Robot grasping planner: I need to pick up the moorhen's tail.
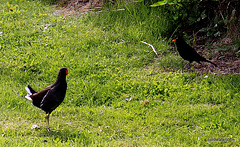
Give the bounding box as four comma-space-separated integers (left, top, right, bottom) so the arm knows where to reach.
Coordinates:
25, 85, 38, 101
204, 60, 217, 67
26, 85, 37, 95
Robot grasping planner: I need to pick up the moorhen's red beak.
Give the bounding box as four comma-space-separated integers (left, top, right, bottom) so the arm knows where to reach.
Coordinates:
172, 39, 176, 42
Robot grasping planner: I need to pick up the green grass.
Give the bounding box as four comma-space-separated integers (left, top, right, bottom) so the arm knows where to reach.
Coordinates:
0, 0, 239, 146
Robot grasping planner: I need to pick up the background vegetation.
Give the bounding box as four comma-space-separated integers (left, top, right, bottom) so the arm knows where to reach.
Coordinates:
0, 0, 239, 146
150, 0, 240, 43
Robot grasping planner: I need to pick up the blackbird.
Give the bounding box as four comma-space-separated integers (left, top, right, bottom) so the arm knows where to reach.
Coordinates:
25, 67, 68, 131
173, 37, 217, 67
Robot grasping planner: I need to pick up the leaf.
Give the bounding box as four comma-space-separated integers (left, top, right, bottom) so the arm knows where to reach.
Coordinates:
150, 1, 167, 7
199, 27, 209, 32
214, 31, 221, 37
201, 10, 207, 19
173, 15, 179, 20
150, 0, 175, 7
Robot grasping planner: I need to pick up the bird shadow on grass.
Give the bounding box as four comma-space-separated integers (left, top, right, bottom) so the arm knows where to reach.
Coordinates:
37, 127, 93, 145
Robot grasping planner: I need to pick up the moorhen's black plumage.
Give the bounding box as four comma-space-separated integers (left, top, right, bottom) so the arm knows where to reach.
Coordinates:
25, 67, 68, 131
173, 37, 217, 67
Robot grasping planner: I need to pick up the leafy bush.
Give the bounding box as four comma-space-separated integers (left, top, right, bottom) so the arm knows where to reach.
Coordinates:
149, 0, 240, 42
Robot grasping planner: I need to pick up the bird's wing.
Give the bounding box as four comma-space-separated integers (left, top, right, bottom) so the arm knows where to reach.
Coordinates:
31, 86, 51, 99
27, 85, 52, 108
40, 86, 61, 113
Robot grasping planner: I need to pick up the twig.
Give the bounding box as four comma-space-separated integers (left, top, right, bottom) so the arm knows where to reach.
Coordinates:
140, 41, 159, 57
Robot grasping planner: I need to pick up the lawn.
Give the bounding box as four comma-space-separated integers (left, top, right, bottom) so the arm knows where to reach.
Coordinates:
0, 0, 239, 146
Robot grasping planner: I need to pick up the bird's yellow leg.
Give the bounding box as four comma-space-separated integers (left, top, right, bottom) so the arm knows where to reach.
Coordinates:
45, 113, 50, 131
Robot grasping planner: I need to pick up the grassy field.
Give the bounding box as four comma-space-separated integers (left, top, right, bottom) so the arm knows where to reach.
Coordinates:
0, 0, 239, 146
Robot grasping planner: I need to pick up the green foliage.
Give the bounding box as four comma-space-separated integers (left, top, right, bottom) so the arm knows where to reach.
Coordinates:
150, 0, 178, 7
0, 0, 239, 146
148, 0, 208, 38
150, 0, 240, 43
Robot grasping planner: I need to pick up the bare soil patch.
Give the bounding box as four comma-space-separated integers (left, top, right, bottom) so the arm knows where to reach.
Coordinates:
185, 38, 240, 75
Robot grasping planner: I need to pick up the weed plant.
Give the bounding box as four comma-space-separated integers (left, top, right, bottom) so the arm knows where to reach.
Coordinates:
0, 0, 239, 146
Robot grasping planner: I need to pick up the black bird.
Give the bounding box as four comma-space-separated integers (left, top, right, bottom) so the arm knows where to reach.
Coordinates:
25, 67, 68, 131
173, 37, 217, 67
